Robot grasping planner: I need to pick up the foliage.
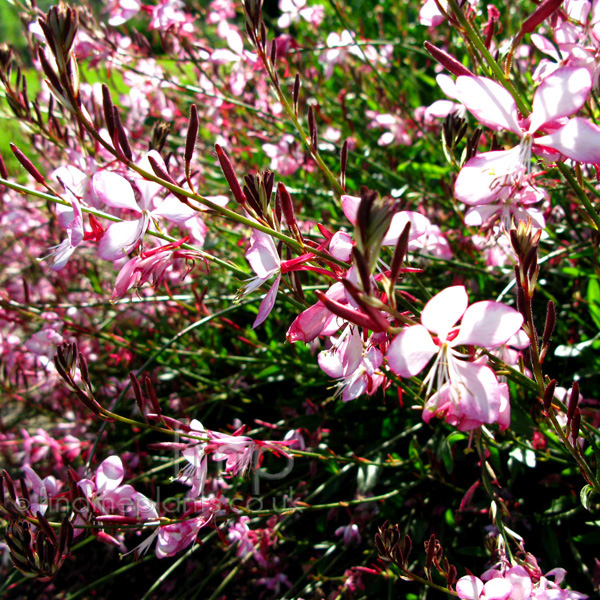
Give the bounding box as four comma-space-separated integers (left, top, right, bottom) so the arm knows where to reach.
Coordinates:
0, 0, 599, 599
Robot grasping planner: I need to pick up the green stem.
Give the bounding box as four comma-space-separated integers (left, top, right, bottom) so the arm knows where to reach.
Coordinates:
0, 176, 248, 278
237, 487, 403, 517
446, 0, 530, 116
253, 42, 346, 196
556, 161, 600, 231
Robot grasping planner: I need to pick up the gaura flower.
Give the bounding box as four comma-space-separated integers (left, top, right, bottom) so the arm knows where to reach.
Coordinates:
386, 286, 523, 430
453, 67, 600, 206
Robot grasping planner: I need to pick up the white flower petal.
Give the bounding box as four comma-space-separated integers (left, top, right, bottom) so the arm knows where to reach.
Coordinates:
387, 325, 438, 377
421, 286, 468, 339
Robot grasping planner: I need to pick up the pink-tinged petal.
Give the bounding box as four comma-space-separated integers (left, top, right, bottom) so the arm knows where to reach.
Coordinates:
49, 240, 77, 271
464, 205, 499, 227
544, 568, 566, 584
77, 479, 96, 499
329, 230, 354, 261
252, 275, 280, 329
436, 74, 459, 100
112, 257, 143, 300
535, 117, 600, 163
136, 151, 166, 205
456, 575, 484, 599
128, 490, 159, 520
421, 285, 468, 339
342, 372, 368, 401
387, 325, 438, 377
341, 194, 361, 224
455, 148, 521, 205
96, 455, 124, 493
530, 33, 562, 61
343, 330, 364, 375
246, 231, 280, 278
93, 171, 140, 212
452, 361, 501, 425
497, 383, 511, 431
287, 283, 345, 342
482, 577, 513, 600
425, 99, 460, 120
419, 0, 446, 27
504, 566, 533, 600
529, 67, 592, 133
452, 301, 523, 348
56, 200, 75, 230
98, 218, 145, 261
455, 76, 522, 134
365, 346, 383, 371
152, 195, 196, 223
382, 211, 430, 245
68, 202, 85, 247
287, 303, 333, 342
318, 347, 344, 378
509, 329, 531, 349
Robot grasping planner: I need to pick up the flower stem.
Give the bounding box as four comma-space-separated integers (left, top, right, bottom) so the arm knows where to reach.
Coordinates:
446, 0, 530, 116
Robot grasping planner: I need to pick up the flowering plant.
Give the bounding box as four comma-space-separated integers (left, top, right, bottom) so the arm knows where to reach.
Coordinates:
0, 0, 599, 598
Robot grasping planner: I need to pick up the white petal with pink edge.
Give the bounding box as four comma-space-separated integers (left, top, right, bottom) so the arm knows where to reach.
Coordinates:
455, 76, 521, 134
341, 194, 361, 224
482, 577, 513, 600
421, 285, 468, 340
98, 219, 145, 260
452, 360, 501, 424
456, 575, 484, 600
535, 117, 600, 163
387, 325, 438, 378
246, 231, 280, 278
95, 455, 124, 494
455, 147, 522, 205
452, 301, 523, 348
252, 275, 281, 329
382, 211, 430, 245
529, 67, 592, 133
152, 194, 197, 223
93, 171, 140, 212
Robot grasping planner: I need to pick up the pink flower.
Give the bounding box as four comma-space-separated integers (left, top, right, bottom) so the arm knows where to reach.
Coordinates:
408, 223, 453, 259
318, 327, 385, 401
277, 0, 324, 29
457, 563, 588, 600
148, 0, 195, 35
227, 516, 256, 558
240, 230, 282, 329
43, 193, 84, 270
335, 523, 361, 545
21, 465, 61, 516
386, 286, 523, 429
111, 238, 201, 300
106, 0, 141, 26
321, 32, 392, 79
179, 420, 209, 499
419, 0, 477, 27
155, 517, 207, 558
453, 68, 600, 206
286, 282, 347, 342
242, 229, 336, 328
76, 456, 158, 535
94, 152, 195, 261
366, 111, 412, 146
456, 574, 513, 599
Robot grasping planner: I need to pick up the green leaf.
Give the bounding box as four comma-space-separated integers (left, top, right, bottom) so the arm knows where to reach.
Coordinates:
587, 278, 600, 330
